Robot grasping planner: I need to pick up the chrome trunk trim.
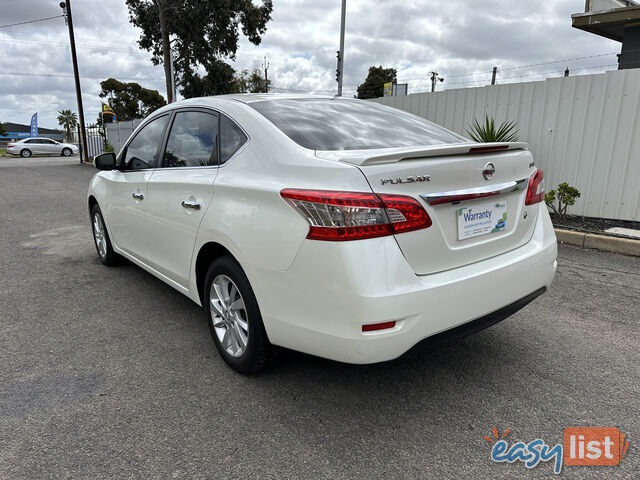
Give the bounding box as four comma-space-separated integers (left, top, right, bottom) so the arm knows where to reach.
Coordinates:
421, 178, 528, 205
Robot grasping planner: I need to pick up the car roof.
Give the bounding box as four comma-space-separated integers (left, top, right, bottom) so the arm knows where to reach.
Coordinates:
147, 93, 353, 124
216, 93, 337, 104
162, 93, 340, 109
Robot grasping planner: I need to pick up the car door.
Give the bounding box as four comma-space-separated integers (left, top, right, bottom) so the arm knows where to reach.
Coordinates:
41, 139, 58, 154
143, 109, 222, 287
24, 139, 42, 154
101, 114, 170, 262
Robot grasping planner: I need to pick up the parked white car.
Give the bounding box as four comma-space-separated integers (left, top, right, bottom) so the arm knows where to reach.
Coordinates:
7, 137, 79, 157
88, 94, 557, 374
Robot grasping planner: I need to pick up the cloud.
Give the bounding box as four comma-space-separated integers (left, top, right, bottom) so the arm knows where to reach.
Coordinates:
0, 0, 620, 128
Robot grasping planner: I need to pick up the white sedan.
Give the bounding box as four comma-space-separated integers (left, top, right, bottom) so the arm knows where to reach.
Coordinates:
88, 94, 557, 374
7, 137, 79, 157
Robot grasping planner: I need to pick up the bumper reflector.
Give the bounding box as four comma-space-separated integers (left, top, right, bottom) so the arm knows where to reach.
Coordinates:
362, 321, 396, 332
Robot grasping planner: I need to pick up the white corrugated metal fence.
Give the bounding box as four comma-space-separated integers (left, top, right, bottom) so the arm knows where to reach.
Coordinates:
104, 119, 143, 156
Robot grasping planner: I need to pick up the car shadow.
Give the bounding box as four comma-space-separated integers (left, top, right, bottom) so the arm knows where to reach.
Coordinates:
109, 255, 538, 400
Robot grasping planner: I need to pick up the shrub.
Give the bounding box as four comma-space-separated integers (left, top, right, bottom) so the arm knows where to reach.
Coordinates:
466, 115, 519, 143
104, 142, 115, 153
545, 182, 581, 219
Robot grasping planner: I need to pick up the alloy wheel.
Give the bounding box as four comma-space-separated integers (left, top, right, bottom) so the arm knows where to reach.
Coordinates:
93, 213, 107, 259
210, 274, 249, 358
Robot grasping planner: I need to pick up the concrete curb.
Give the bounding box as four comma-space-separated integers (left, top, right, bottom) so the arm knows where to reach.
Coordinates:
555, 228, 640, 257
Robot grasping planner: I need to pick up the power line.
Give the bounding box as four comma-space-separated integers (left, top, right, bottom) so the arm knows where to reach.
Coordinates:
498, 63, 618, 81
437, 51, 619, 80
343, 60, 619, 98
0, 36, 139, 53
340, 51, 622, 88
0, 15, 64, 29
0, 71, 160, 81
500, 52, 617, 72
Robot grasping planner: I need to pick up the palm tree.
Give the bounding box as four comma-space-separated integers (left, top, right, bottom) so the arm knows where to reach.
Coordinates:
57, 110, 78, 141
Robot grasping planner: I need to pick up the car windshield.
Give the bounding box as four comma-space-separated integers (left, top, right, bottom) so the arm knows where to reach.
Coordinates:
249, 98, 466, 150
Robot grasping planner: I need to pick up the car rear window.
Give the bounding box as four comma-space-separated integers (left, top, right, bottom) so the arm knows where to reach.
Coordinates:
249, 98, 466, 150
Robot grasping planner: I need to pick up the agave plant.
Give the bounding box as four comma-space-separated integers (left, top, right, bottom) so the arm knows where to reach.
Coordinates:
466, 115, 519, 143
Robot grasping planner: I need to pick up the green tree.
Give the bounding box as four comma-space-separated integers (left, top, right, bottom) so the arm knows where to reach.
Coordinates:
125, 0, 273, 100
178, 59, 237, 98
233, 66, 269, 93
356, 66, 397, 99
0, 121, 6, 136
99, 78, 166, 121
57, 110, 78, 141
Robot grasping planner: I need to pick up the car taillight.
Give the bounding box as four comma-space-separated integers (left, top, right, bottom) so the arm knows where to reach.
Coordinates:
280, 189, 432, 241
525, 169, 544, 205
7, 144, 15, 148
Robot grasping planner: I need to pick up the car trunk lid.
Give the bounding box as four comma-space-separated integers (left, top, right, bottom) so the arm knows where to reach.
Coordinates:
315, 143, 539, 275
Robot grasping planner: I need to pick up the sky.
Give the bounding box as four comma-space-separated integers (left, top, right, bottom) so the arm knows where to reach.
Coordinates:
0, 0, 621, 129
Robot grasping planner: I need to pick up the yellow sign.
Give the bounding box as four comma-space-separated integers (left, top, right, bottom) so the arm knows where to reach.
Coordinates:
383, 82, 393, 97
101, 103, 115, 115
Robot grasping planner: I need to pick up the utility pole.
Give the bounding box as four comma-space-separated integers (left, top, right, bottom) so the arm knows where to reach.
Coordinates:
430, 71, 444, 92
336, 51, 341, 92
491, 66, 498, 85
263, 56, 269, 93
60, 1, 88, 164
337, 0, 346, 96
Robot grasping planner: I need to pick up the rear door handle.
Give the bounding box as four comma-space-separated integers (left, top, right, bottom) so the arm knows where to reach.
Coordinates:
132, 192, 144, 200
181, 200, 201, 210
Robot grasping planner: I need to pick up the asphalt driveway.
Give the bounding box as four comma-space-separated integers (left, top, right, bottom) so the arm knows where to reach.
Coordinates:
0, 159, 638, 479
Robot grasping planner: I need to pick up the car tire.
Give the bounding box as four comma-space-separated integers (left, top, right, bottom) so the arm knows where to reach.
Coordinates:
20, 149, 31, 158
91, 204, 118, 266
62, 148, 72, 156
204, 255, 272, 374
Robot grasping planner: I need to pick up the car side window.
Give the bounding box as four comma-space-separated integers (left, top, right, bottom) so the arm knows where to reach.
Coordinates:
220, 114, 248, 164
25, 139, 36, 144
124, 115, 169, 171
163, 111, 219, 168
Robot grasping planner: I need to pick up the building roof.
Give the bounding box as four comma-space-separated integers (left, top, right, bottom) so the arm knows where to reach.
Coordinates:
572, 4, 640, 42
2, 122, 62, 134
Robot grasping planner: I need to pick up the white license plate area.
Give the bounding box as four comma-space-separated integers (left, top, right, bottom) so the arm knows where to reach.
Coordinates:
457, 200, 507, 240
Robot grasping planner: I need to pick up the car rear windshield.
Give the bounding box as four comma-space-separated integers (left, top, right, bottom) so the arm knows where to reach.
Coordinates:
249, 98, 466, 150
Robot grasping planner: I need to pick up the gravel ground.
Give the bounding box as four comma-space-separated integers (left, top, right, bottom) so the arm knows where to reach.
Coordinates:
0, 160, 638, 479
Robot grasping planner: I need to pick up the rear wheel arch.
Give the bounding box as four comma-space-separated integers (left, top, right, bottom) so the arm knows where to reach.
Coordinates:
195, 242, 235, 305
88, 195, 98, 214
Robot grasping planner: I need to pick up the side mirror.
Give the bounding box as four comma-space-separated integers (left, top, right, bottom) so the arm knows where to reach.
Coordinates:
94, 152, 117, 171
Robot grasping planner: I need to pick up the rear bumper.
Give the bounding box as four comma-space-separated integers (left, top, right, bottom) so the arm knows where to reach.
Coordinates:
250, 203, 557, 364
407, 286, 546, 356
